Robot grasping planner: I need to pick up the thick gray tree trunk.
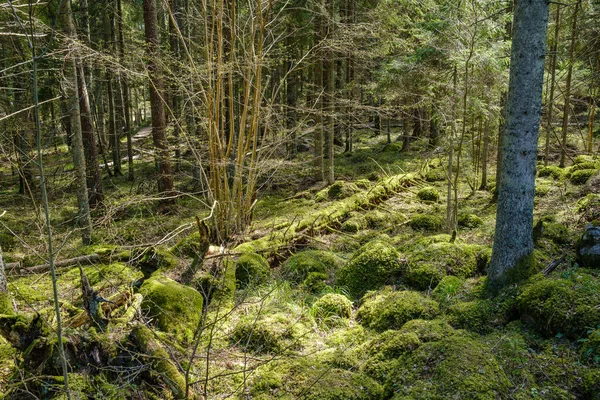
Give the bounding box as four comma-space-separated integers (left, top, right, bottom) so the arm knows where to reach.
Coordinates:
488, 0, 549, 292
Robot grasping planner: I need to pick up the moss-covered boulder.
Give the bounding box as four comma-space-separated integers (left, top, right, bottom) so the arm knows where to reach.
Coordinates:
517, 273, 600, 338
536, 220, 571, 245
538, 165, 565, 180
385, 335, 510, 399
404, 242, 489, 290
337, 240, 403, 298
398, 319, 455, 342
577, 225, 600, 268
361, 330, 422, 381
249, 358, 384, 400
136, 247, 178, 278
139, 275, 203, 341
235, 252, 271, 288
446, 300, 497, 333
315, 180, 360, 201
311, 293, 353, 326
570, 169, 597, 185
458, 213, 483, 229
231, 313, 302, 354
357, 288, 439, 331
282, 250, 342, 283
425, 168, 446, 182
431, 276, 464, 305
408, 214, 444, 231
341, 214, 367, 233
417, 187, 440, 202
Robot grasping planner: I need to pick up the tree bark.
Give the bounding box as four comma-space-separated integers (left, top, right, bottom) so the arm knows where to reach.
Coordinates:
488, 0, 549, 292
544, 4, 560, 166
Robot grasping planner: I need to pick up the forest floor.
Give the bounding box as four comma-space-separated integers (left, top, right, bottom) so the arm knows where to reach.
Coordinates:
0, 128, 599, 399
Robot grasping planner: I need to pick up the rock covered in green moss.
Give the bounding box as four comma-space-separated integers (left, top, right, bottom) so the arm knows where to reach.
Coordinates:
361, 330, 422, 381
139, 275, 203, 341
581, 329, 600, 364
311, 293, 353, 326
417, 186, 440, 202
535, 220, 571, 245
517, 272, 600, 338
235, 252, 271, 288
577, 225, 600, 268
446, 300, 497, 333
231, 313, 302, 354
425, 168, 446, 182
538, 165, 565, 180
458, 213, 483, 229
431, 275, 464, 304
341, 214, 368, 233
408, 214, 444, 231
571, 169, 598, 185
315, 181, 360, 201
385, 334, 510, 399
249, 357, 384, 399
136, 247, 178, 278
282, 250, 342, 283
404, 242, 488, 290
398, 319, 455, 342
357, 288, 439, 331
337, 240, 403, 298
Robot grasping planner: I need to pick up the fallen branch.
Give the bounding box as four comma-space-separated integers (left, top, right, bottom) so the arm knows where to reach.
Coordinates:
13, 254, 100, 275
542, 254, 567, 276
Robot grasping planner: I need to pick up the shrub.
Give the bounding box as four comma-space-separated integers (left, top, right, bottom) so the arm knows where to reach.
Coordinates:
409, 214, 444, 231
311, 293, 353, 326
337, 240, 403, 298
357, 288, 440, 331
417, 187, 440, 202
235, 252, 271, 288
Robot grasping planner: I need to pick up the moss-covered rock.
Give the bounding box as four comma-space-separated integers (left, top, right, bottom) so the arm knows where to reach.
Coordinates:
408, 214, 444, 231
315, 181, 360, 201
281, 250, 342, 283
311, 293, 353, 326
403, 262, 446, 290
385, 334, 510, 399
341, 214, 367, 233
425, 168, 447, 182
235, 252, 271, 288
577, 225, 600, 268
570, 169, 597, 185
136, 247, 178, 278
417, 187, 440, 202
301, 271, 329, 293
231, 313, 302, 354
337, 240, 403, 298
446, 300, 497, 333
431, 275, 464, 305
570, 161, 599, 172
517, 273, 600, 338
249, 357, 384, 399
538, 165, 565, 180
536, 221, 571, 245
574, 155, 597, 165
139, 275, 203, 341
398, 319, 455, 342
361, 330, 422, 381
457, 213, 484, 229
357, 288, 440, 331
581, 329, 600, 364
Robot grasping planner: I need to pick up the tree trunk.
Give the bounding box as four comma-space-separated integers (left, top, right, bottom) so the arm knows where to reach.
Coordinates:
314, 4, 325, 182
0, 245, 11, 314
559, 0, 580, 168
117, 0, 134, 181
544, 4, 560, 166
326, 0, 335, 184
488, 0, 549, 292
144, 0, 175, 203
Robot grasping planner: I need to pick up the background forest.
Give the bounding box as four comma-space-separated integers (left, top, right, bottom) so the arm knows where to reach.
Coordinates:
0, 0, 599, 398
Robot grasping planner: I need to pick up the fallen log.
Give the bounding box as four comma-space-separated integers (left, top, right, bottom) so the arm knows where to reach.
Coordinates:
13, 253, 100, 275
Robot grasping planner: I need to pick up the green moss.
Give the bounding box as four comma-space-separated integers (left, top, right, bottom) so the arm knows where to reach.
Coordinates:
0, 233, 16, 251
582, 369, 600, 398
425, 168, 446, 182
231, 313, 301, 354
403, 262, 446, 290
517, 272, 600, 338
311, 293, 353, 326
446, 300, 497, 333
337, 240, 403, 298
301, 271, 330, 293
581, 329, 600, 364
570, 169, 597, 185
538, 165, 565, 180
409, 214, 444, 231
171, 231, 202, 257
539, 221, 571, 244
431, 276, 464, 304
282, 250, 342, 283
570, 161, 599, 172
341, 214, 367, 233
574, 155, 597, 165
357, 288, 440, 331
458, 213, 484, 229
139, 275, 203, 342
249, 357, 384, 400
417, 186, 440, 202
385, 334, 510, 399
315, 181, 360, 201
398, 319, 455, 342
235, 252, 271, 288
362, 330, 421, 381
137, 247, 179, 277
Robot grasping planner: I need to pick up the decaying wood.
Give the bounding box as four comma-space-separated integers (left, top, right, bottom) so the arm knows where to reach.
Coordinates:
542, 254, 567, 276
12, 253, 100, 275
66, 289, 133, 329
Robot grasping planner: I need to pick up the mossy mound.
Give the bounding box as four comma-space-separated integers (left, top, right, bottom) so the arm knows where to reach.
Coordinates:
446, 300, 498, 333
139, 275, 203, 342
361, 330, 422, 381
357, 288, 439, 332
425, 168, 446, 182
576, 194, 600, 222
171, 231, 203, 257
315, 180, 360, 201
570, 169, 597, 185
416, 186, 439, 202
570, 161, 599, 172
574, 155, 597, 165
311, 293, 353, 326
581, 329, 600, 364
235, 252, 271, 288
341, 214, 367, 233
281, 250, 342, 283
538, 165, 565, 180
408, 214, 444, 231
136, 247, 178, 278
385, 335, 510, 399
537, 221, 571, 245
431, 276, 464, 305
249, 357, 384, 400
301, 271, 330, 293
398, 319, 456, 342
458, 213, 483, 229
517, 272, 600, 338
364, 209, 398, 229
404, 242, 488, 290
337, 240, 403, 298
231, 313, 302, 354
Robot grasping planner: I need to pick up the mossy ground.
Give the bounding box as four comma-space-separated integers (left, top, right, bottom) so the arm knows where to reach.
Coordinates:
1, 131, 598, 398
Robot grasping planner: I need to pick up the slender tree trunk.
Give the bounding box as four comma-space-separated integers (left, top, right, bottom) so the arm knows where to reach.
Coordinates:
144, 0, 175, 203
544, 4, 560, 166
559, 0, 580, 168
480, 93, 491, 190
0, 245, 10, 314
326, 0, 335, 184
314, 4, 325, 182
447, 67, 457, 234
117, 0, 134, 180
489, 0, 549, 292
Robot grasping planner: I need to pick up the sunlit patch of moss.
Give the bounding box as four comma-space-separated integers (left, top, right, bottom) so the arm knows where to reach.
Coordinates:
281, 250, 343, 283
417, 186, 440, 202
235, 252, 271, 288
570, 169, 597, 185
408, 213, 444, 231
311, 293, 353, 327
